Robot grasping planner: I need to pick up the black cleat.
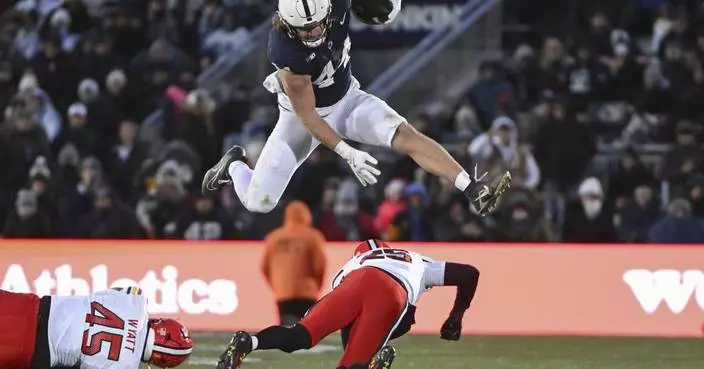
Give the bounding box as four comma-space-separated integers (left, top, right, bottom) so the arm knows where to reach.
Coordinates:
369, 346, 396, 369
216, 331, 253, 369
201, 146, 247, 195
464, 167, 511, 217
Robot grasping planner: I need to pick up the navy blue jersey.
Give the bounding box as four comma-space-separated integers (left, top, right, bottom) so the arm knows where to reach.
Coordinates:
267, 0, 352, 108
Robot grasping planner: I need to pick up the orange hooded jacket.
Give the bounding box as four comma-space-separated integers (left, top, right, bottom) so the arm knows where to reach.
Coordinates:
262, 201, 327, 301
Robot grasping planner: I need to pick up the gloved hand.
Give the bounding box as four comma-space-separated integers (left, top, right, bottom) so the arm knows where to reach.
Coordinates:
334, 141, 381, 187
440, 314, 462, 341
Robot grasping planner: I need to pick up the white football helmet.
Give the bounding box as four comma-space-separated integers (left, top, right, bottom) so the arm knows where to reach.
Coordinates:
277, 0, 332, 47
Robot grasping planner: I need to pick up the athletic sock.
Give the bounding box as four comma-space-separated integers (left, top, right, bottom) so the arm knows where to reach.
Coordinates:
250, 335, 259, 350
253, 325, 311, 352
454, 170, 471, 192
228, 161, 252, 205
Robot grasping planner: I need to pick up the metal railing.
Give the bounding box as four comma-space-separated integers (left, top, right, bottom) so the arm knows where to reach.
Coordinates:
367, 0, 501, 110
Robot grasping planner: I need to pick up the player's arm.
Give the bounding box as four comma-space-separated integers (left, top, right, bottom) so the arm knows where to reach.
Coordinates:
423, 260, 480, 340
279, 69, 343, 149
278, 69, 381, 186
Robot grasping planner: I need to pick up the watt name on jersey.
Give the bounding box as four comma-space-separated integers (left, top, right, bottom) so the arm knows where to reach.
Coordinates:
48, 288, 150, 369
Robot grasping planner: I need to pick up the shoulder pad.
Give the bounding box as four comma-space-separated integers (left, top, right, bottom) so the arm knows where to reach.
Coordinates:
267, 29, 316, 76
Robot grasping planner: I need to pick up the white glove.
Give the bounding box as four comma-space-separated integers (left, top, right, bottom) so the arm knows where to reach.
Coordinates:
334, 141, 381, 187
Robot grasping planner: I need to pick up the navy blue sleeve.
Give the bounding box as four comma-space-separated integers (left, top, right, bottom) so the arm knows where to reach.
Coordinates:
267, 29, 316, 77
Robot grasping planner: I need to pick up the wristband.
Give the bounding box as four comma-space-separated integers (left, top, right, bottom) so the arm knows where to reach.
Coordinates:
333, 140, 352, 159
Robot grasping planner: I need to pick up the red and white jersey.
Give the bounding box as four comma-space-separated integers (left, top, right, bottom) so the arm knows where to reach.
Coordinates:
48, 288, 150, 369
331, 246, 444, 304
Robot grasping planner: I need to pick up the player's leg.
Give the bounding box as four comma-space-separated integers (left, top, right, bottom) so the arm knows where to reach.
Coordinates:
216, 270, 365, 369
334, 90, 468, 189
0, 290, 41, 369
337, 89, 510, 213
342, 326, 397, 369
277, 298, 315, 326
202, 110, 318, 213
336, 268, 408, 368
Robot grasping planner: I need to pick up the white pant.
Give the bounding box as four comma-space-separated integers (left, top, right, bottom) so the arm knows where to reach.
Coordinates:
231, 83, 405, 213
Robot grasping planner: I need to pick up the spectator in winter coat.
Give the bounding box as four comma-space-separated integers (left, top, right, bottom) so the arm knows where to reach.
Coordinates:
28, 88, 61, 142
386, 183, 433, 242
470, 116, 541, 189
606, 146, 655, 209
135, 161, 188, 238
52, 102, 99, 159
28, 156, 61, 233
617, 185, 661, 242
533, 98, 596, 190
172, 193, 237, 240
466, 61, 515, 128
3, 189, 53, 238
105, 119, 146, 203
662, 121, 703, 197
562, 177, 619, 243
374, 179, 406, 236
432, 195, 487, 242
494, 189, 554, 242
648, 198, 704, 244
63, 157, 105, 236
263, 201, 326, 326
77, 187, 143, 239
318, 179, 378, 241
0, 111, 52, 225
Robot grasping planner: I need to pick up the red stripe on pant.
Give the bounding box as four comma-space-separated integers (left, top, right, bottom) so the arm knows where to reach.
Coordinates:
0, 290, 40, 369
299, 267, 408, 367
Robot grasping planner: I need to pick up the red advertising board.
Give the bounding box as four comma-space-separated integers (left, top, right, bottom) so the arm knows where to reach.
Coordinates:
0, 240, 701, 337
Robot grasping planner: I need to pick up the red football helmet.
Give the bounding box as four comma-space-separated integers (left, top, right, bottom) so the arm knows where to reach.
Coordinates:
353, 238, 390, 256
143, 318, 193, 368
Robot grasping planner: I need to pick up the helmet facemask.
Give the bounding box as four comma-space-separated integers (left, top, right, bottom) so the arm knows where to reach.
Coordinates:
278, 5, 332, 48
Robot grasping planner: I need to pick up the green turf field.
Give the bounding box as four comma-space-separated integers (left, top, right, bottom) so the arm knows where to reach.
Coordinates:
176, 332, 703, 369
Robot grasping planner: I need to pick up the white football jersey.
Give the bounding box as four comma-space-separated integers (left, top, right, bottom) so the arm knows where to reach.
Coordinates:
48, 288, 150, 369
331, 247, 444, 304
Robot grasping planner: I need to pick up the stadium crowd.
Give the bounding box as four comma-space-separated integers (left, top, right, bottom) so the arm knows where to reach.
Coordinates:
0, 0, 703, 243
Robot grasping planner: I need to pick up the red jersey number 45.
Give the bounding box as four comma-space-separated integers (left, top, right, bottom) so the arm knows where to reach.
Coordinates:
81, 302, 125, 361
361, 248, 412, 264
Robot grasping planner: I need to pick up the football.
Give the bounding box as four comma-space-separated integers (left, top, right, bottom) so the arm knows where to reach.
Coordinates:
351, 0, 400, 25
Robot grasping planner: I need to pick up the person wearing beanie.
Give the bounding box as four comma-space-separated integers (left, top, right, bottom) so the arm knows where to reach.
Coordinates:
562, 177, 619, 243
469, 116, 541, 189
2, 189, 53, 238
318, 178, 378, 241
374, 178, 407, 236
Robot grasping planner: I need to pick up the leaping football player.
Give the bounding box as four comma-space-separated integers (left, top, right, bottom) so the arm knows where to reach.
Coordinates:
0, 286, 193, 369
201, 0, 511, 217
215, 238, 480, 369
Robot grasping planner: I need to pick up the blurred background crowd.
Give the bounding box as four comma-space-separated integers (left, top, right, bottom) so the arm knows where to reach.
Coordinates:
0, 0, 703, 243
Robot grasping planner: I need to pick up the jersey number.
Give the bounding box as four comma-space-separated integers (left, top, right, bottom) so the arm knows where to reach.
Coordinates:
361, 248, 412, 264
81, 302, 125, 361
313, 36, 351, 88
